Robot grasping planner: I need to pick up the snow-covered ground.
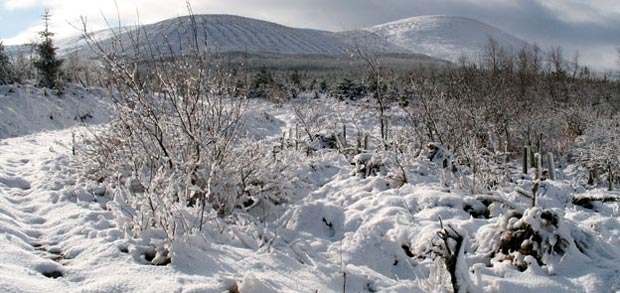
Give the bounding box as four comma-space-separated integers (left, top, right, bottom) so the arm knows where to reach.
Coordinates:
0, 83, 112, 139
2, 86, 620, 292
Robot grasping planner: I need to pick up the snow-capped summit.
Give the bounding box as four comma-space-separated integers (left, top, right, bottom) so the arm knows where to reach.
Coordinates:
366, 15, 528, 62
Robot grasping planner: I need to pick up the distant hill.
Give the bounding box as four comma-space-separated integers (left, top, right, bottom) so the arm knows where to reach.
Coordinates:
7, 14, 529, 67
57, 15, 411, 57
366, 15, 528, 62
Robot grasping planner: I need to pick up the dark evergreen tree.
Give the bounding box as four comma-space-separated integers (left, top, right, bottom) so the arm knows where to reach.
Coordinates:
0, 41, 15, 84
248, 66, 274, 99
33, 9, 63, 89
318, 79, 328, 93
290, 69, 301, 87
336, 78, 366, 100
253, 66, 274, 88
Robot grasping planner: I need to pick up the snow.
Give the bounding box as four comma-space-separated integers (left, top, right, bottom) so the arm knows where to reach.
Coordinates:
366, 15, 528, 62
0, 82, 112, 139
2, 87, 620, 292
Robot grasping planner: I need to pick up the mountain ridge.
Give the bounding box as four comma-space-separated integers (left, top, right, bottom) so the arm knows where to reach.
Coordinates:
366, 15, 528, 62
9, 14, 529, 65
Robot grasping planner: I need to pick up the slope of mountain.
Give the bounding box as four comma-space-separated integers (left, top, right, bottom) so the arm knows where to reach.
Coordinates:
7, 14, 527, 66
66, 14, 411, 57
366, 15, 528, 62
129, 14, 347, 55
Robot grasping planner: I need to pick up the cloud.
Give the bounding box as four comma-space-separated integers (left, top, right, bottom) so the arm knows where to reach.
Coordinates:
536, 0, 620, 25
3, 0, 39, 10
3, 0, 192, 44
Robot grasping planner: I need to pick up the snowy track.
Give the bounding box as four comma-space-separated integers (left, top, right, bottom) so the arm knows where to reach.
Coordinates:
0, 130, 78, 291
0, 129, 183, 292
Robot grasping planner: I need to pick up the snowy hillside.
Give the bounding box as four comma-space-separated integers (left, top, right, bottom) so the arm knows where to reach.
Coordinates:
64, 15, 410, 57
8, 14, 529, 65
0, 83, 112, 139
80, 14, 527, 61
367, 15, 528, 62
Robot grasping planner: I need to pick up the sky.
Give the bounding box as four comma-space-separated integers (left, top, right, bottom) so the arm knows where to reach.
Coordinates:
0, 0, 618, 71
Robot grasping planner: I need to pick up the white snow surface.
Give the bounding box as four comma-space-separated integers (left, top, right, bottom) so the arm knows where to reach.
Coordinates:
0, 83, 112, 139
2, 89, 620, 292
366, 15, 528, 62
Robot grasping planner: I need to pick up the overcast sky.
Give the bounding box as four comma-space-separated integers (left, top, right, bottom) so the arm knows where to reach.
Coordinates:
1, 0, 619, 71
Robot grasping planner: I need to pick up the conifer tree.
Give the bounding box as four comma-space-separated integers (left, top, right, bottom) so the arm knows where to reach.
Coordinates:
0, 41, 15, 84
33, 9, 63, 89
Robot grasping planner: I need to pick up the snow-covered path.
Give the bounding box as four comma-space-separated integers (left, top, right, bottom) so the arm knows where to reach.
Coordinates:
0, 130, 79, 291
0, 129, 188, 292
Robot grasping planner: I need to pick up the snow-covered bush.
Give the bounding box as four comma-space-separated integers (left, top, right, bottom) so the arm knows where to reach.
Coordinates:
425, 141, 502, 193
291, 97, 330, 142
217, 142, 294, 219
77, 16, 296, 242
352, 151, 408, 186
573, 116, 620, 189
404, 78, 510, 192
82, 119, 299, 242
290, 97, 355, 154
492, 208, 570, 271
457, 140, 508, 193
426, 142, 454, 170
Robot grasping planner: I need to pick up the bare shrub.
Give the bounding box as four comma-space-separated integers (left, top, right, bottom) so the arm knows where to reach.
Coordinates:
77, 8, 290, 242
573, 115, 620, 189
